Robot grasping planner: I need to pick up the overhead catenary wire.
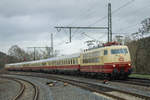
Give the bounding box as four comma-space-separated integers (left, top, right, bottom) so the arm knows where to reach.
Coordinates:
68, 0, 135, 42
55, 0, 135, 48
54, 1, 111, 44
116, 3, 150, 33
55, 0, 101, 39
88, 0, 135, 26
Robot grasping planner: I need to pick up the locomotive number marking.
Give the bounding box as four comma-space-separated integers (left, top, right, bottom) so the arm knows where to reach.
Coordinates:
118, 57, 124, 62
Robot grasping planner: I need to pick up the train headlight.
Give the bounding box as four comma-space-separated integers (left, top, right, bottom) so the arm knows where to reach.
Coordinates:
113, 64, 116, 67
128, 64, 131, 66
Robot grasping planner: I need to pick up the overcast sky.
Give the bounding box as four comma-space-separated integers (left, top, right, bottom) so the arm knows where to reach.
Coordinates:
0, 0, 150, 55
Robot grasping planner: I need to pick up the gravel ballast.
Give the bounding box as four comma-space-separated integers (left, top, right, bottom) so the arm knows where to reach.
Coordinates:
0, 77, 21, 100
2, 74, 110, 100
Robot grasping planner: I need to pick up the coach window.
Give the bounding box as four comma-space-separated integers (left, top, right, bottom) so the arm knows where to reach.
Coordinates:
59, 61, 61, 65
75, 59, 77, 64
104, 50, 108, 55
72, 59, 74, 64
70, 59, 71, 64
71, 59, 72, 64
59, 60, 61, 65
74, 59, 76, 64
61, 60, 62, 65
59, 61, 60, 65
69, 59, 71, 64
57, 61, 59, 65
60, 60, 62, 65
55, 61, 57, 65
42, 62, 46, 65
67, 60, 69, 64
48, 62, 51, 65
67, 60, 68, 64
53, 61, 54, 66
73, 59, 75, 64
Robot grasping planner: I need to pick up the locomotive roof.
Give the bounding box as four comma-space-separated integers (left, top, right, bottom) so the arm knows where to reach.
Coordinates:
6, 53, 80, 66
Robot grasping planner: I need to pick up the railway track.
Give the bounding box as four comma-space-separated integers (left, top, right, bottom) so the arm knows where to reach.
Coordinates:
129, 77, 150, 85
117, 78, 150, 87
4, 72, 150, 100
0, 76, 39, 100
113, 77, 150, 87
45, 75, 150, 100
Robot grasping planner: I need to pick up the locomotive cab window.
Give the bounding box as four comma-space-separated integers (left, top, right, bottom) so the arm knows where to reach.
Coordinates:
111, 48, 128, 54
123, 48, 128, 54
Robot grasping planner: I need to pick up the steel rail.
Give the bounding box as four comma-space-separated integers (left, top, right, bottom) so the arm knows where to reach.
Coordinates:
45, 75, 150, 100
0, 76, 25, 100
115, 79, 150, 87
0, 75, 39, 100
6, 72, 150, 100
4, 72, 150, 100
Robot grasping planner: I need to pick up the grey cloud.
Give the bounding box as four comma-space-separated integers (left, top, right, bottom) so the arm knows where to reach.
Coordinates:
0, 0, 150, 53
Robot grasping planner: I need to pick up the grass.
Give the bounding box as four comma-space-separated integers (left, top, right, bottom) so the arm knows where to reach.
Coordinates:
129, 73, 150, 79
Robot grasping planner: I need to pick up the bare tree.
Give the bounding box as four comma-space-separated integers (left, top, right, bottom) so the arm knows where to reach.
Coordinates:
8, 45, 31, 62
139, 18, 150, 34
8, 45, 25, 61
124, 35, 132, 45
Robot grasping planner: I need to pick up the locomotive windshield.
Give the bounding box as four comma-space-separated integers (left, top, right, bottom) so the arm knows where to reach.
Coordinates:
111, 48, 128, 54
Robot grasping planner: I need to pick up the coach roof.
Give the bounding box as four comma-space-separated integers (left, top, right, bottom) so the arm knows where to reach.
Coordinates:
7, 53, 80, 66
